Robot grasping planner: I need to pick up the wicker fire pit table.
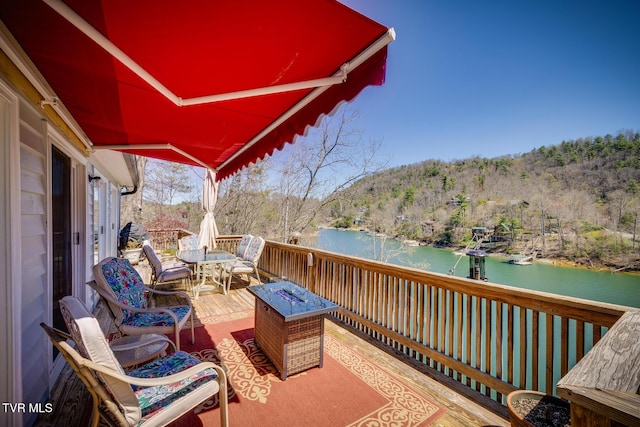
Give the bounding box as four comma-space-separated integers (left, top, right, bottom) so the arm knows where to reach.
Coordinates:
247, 281, 338, 380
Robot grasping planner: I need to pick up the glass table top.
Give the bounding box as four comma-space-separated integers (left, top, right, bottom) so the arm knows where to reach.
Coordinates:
176, 249, 236, 263
248, 281, 338, 321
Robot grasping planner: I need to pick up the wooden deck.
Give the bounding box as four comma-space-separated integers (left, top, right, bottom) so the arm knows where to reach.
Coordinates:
36, 267, 509, 426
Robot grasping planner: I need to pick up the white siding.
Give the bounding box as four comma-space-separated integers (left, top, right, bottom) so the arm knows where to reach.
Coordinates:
0, 77, 22, 427
18, 100, 49, 426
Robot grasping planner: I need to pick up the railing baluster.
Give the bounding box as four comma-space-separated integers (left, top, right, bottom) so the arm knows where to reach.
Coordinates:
520, 307, 527, 389
546, 313, 554, 394
447, 289, 455, 378
593, 323, 602, 345
532, 310, 539, 391
465, 292, 472, 387
506, 303, 514, 390
576, 320, 585, 360
485, 299, 492, 397
433, 287, 441, 369
561, 317, 569, 378
496, 301, 503, 402
424, 283, 432, 365
474, 295, 482, 392
456, 291, 463, 381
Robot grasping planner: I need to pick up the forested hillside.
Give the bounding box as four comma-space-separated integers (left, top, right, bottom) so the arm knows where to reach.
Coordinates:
123, 129, 640, 272
328, 131, 640, 271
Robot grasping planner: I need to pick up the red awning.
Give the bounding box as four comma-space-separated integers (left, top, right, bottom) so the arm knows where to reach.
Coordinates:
0, 0, 393, 179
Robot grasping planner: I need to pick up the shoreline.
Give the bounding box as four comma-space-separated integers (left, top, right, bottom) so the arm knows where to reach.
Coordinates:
315, 226, 640, 275
496, 253, 640, 275
450, 247, 640, 276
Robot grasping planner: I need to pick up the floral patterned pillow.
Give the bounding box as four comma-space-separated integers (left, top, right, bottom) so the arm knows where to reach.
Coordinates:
236, 234, 253, 258
180, 235, 200, 251
244, 236, 264, 263
130, 351, 218, 420
100, 257, 147, 309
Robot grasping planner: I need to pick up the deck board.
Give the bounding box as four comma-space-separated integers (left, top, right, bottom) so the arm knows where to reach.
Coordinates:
36, 271, 508, 426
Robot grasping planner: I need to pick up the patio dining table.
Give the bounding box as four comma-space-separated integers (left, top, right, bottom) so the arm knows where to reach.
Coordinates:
176, 249, 236, 298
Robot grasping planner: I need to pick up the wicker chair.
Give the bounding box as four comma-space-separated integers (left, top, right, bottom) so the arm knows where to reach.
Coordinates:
41, 296, 228, 427
90, 257, 194, 351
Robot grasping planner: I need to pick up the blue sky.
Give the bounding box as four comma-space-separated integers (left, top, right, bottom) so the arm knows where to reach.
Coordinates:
332, 0, 640, 167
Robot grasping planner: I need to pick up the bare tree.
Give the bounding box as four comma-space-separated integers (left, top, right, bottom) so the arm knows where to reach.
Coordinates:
608, 189, 632, 231
272, 106, 386, 241
215, 160, 273, 236
365, 208, 401, 262
144, 160, 192, 206
121, 156, 147, 224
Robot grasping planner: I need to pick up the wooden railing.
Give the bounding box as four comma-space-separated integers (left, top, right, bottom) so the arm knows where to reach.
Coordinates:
256, 239, 630, 406
214, 235, 242, 254
147, 228, 193, 251
156, 233, 629, 406
148, 230, 240, 253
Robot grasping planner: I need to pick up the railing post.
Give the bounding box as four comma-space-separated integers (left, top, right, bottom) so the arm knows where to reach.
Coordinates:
307, 252, 316, 293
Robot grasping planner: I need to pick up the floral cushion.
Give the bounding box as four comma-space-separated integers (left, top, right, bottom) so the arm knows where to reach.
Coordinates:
180, 235, 200, 251
100, 257, 147, 309
244, 237, 264, 263
236, 234, 253, 258
122, 306, 191, 328
129, 351, 218, 420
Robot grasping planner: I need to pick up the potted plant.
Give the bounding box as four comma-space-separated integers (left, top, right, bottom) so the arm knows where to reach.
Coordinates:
121, 241, 144, 265
506, 390, 570, 427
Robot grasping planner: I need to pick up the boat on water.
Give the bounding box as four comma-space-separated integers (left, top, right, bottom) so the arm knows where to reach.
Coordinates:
506, 254, 533, 265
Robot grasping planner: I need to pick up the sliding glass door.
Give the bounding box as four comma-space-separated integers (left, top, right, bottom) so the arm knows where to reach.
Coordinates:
51, 145, 72, 343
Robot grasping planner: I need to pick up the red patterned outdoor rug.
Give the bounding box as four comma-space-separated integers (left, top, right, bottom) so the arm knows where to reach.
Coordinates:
170, 311, 445, 427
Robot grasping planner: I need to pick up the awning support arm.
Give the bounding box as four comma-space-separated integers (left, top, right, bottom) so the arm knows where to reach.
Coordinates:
44, 0, 350, 106
93, 144, 210, 170
217, 28, 396, 172
179, 72, 346, 106
96, 28, 395, 174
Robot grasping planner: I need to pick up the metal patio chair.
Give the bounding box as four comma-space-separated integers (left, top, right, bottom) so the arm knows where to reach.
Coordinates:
41, 296, 228, 427
90, 257, 194, 351
224, 236, 265, 292
142, 242, 192, 291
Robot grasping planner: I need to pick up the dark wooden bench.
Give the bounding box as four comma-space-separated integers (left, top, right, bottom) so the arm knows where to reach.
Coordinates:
557, 310, 640, 426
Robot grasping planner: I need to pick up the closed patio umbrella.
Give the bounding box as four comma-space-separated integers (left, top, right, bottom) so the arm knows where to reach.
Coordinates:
198, 168, 219, 251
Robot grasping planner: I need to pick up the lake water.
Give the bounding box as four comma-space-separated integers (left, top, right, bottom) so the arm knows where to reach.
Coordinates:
314, 228, 640, 309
